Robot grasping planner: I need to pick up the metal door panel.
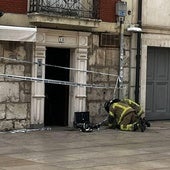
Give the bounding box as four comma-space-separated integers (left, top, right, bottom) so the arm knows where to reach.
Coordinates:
145, 82, 154, 113
154, 82, 168, 113
155, 51, 168, 81
146, 47, 170, 120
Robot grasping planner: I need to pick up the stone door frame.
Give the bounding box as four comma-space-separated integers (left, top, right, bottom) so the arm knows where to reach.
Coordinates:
31, 28, 90, 127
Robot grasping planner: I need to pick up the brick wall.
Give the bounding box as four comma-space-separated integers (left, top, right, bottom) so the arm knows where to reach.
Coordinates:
99, 0, 118, 22
0, 0, 27, 14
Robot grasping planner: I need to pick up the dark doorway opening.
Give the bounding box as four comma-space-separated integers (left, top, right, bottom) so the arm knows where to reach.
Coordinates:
45, 47, 70, 126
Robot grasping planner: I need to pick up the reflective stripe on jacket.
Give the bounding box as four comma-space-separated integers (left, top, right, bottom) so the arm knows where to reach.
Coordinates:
109, 101, 135, 124
122, 99, 144, 117
109, 99, 144, 124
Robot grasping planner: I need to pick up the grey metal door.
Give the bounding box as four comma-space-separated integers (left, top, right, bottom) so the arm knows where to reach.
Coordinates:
146, 47, 170, 120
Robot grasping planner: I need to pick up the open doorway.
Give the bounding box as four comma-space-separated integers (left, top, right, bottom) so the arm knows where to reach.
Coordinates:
45, 47, 70, 126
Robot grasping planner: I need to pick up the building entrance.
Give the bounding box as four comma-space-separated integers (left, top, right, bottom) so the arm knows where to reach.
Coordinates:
44, 47, 70, 126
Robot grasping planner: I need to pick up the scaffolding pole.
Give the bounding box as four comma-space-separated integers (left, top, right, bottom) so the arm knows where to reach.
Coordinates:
118, 19, 125, 99
116, 0, 127, 99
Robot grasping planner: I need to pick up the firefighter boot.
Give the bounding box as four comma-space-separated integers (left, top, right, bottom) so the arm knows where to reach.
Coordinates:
139, 118, 146, 132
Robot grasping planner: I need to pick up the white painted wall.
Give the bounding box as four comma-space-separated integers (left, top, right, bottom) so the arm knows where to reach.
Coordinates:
143, 0, 170, 27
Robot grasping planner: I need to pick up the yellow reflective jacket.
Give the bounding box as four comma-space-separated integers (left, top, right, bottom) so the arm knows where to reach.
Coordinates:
109, 99, 144, 125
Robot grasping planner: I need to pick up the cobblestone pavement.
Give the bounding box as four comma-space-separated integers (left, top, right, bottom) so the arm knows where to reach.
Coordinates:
0, 121, 170, 170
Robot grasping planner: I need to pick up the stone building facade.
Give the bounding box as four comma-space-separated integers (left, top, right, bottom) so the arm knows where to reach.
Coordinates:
87, 33, 131, 122
0, 42, 33, 130
140, 0, 170, 120
1, 0, 169, 130
0, 0, 132, 130
0, 0, 138, 130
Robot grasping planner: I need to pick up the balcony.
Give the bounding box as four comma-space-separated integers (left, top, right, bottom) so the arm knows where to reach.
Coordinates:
28, 0, 101, 30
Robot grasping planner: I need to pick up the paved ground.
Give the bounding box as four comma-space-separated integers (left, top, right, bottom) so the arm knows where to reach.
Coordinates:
0, 121, 170, 170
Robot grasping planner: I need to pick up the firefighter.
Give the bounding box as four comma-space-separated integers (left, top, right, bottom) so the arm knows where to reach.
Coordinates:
104, 98, 150, 132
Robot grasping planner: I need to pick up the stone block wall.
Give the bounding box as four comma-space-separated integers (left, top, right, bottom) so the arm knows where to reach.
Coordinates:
87, 34, 130, 123
0, 41, 32, 131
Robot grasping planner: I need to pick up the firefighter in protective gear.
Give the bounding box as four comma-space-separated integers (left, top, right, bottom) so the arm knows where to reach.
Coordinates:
104, 98, 149, 132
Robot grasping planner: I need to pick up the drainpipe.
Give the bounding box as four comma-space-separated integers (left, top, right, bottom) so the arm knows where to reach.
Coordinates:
135, 0, 142, 103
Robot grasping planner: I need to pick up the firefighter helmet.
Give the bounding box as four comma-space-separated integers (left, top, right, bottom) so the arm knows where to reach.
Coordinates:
104, 99, 120, 112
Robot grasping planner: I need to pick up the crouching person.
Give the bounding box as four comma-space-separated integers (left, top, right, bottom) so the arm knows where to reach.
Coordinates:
104, 98, 150, 132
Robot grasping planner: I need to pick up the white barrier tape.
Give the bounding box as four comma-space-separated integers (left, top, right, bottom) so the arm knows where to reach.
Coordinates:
0, 74, 115, 89
0, 57, 118, 77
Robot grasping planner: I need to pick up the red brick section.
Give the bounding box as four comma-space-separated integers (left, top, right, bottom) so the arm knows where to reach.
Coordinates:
0, 0, 117, 21
0, 0, 27, 14
99, 0, 118, 22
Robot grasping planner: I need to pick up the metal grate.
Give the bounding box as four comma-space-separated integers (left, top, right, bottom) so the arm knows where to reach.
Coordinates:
29, 0, 99, 19
100, 33, 120, 48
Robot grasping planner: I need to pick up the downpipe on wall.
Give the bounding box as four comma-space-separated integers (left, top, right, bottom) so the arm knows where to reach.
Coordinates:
135, 0, 142, 103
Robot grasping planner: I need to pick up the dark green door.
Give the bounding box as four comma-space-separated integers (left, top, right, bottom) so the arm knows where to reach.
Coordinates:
146, 47, 170, 120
